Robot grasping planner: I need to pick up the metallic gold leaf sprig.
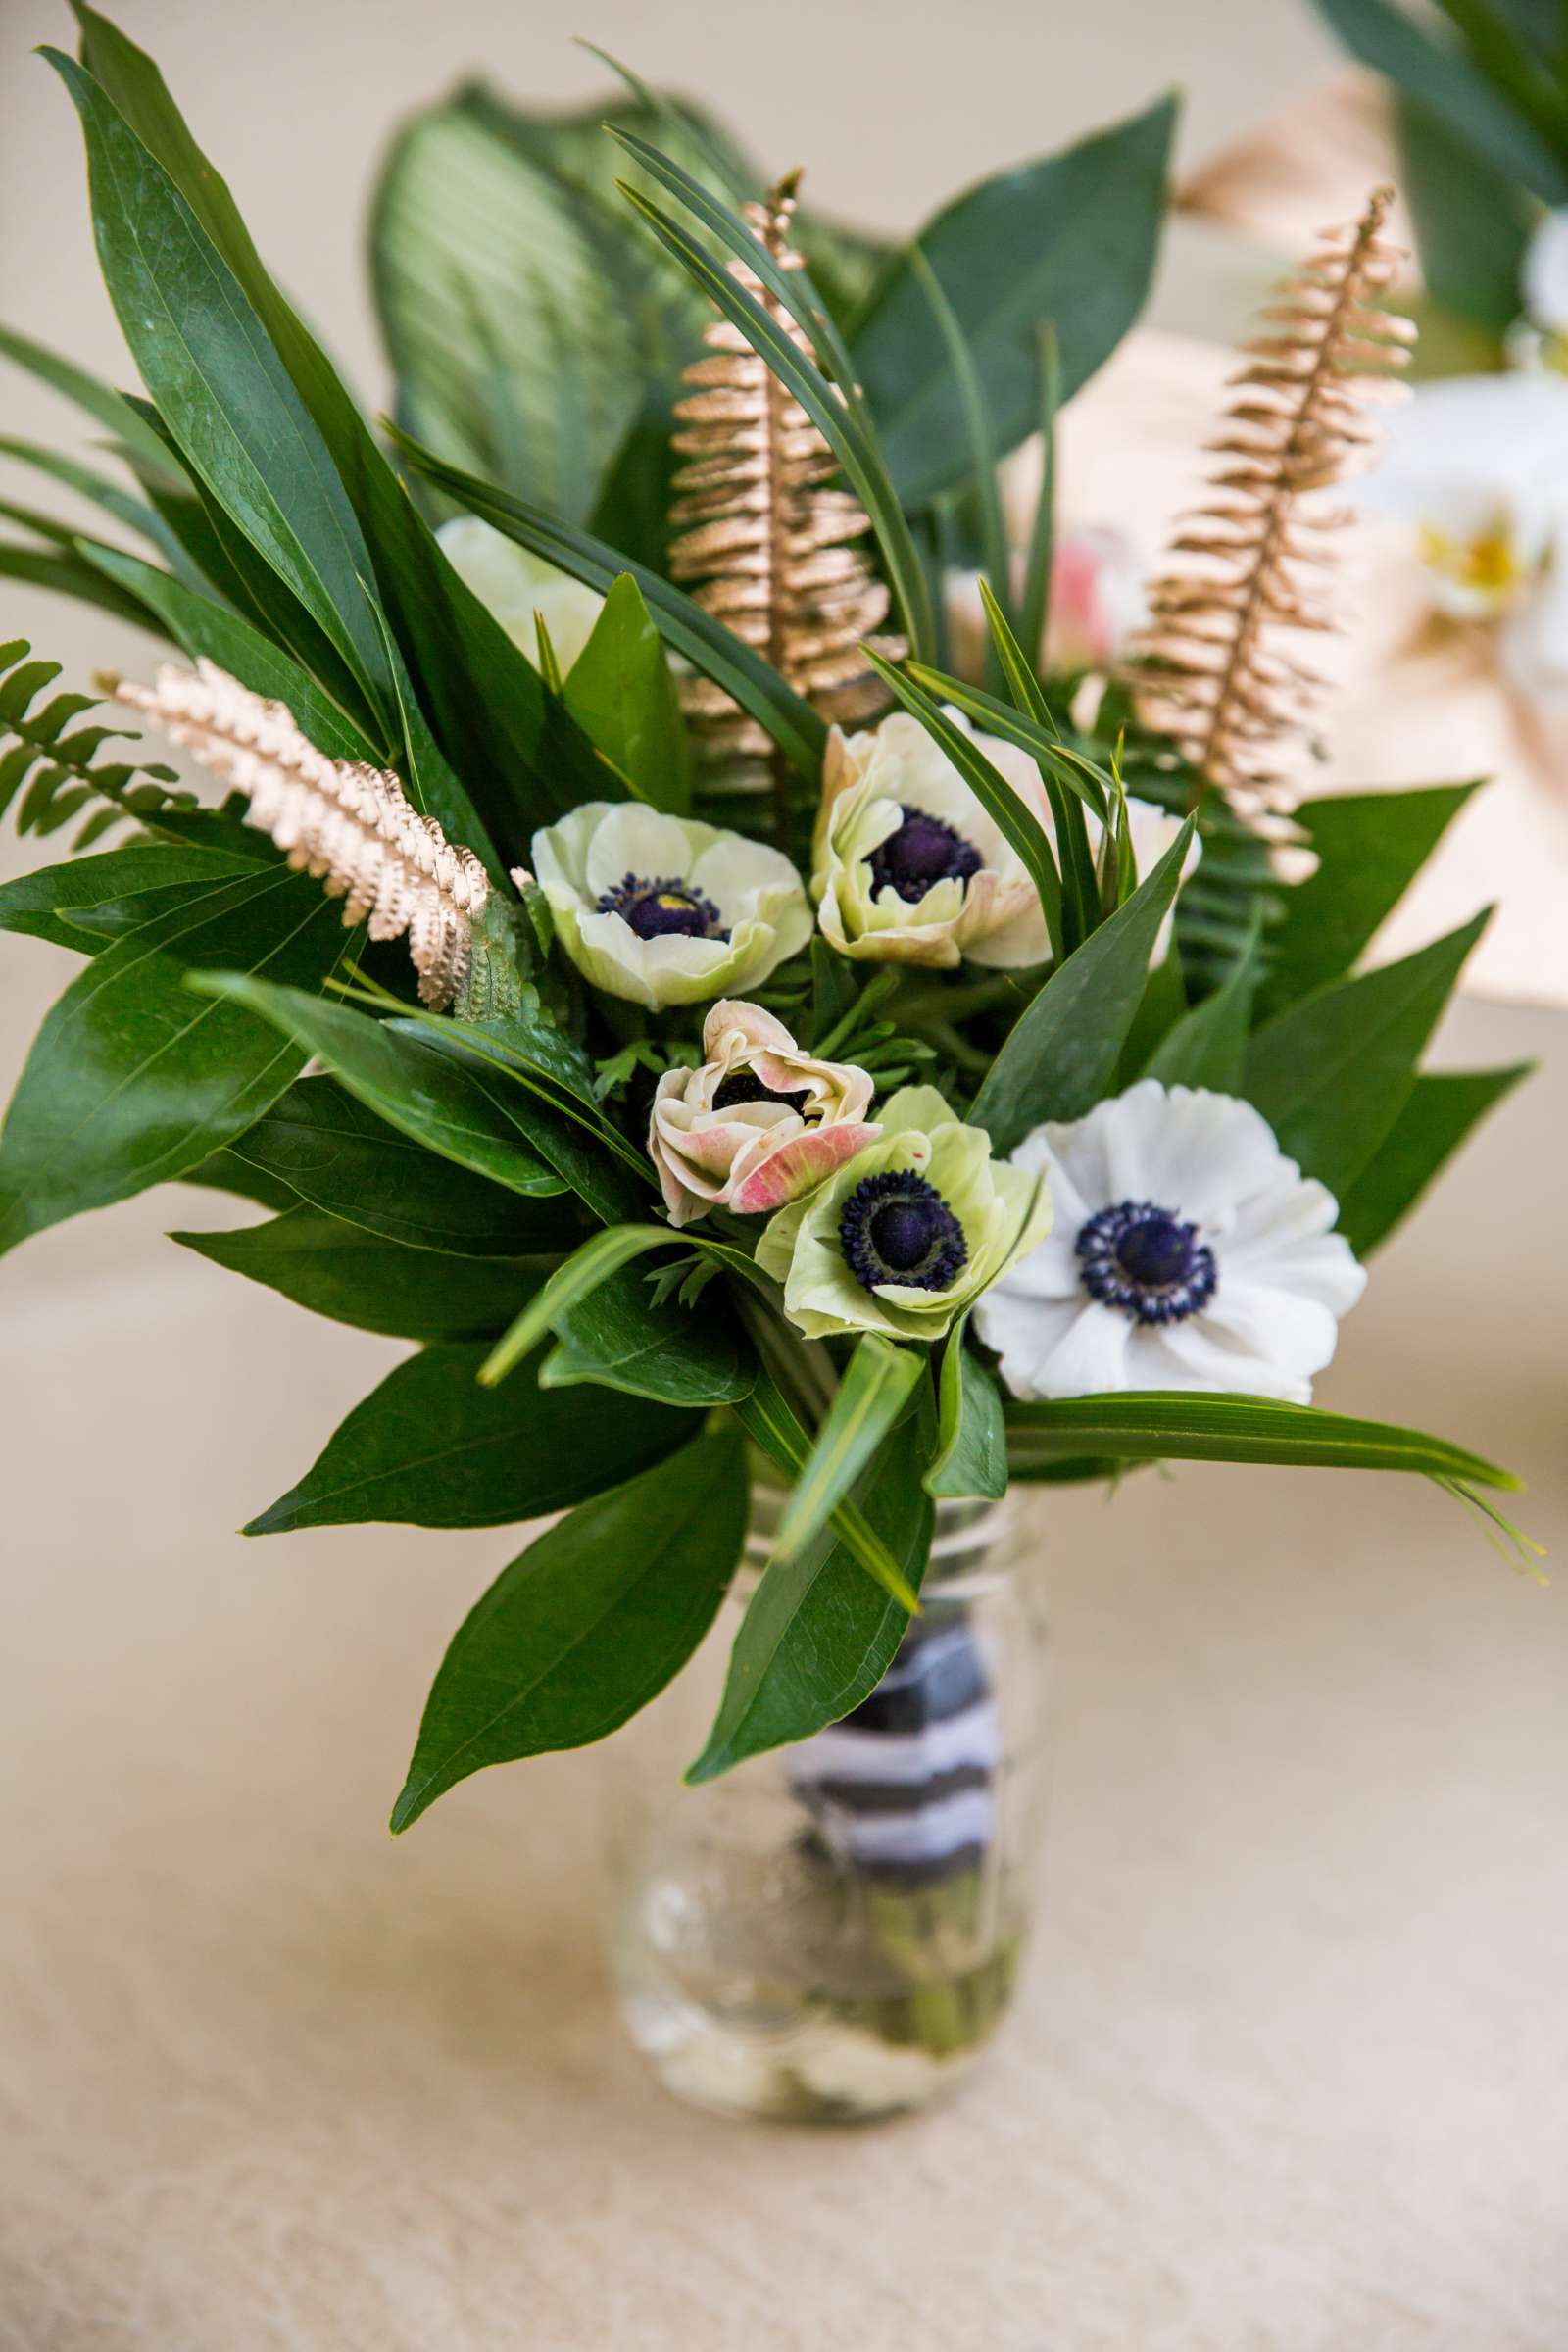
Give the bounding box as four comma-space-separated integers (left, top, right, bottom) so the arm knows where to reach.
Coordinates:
1130, 185, 1413, 817
668, 172, 904, 809
108, 658, 491, 1009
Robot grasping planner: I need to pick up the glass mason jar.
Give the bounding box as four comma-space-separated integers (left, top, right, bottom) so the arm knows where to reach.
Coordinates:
604, 1490, 1050, 2124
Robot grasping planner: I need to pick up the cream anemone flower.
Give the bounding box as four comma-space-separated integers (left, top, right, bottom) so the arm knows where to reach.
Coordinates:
973, 1081, 1365, 1403
437, 515, 605, 674
756, 1084, 1053, 1345
812, 708, 1197, 970
648, 1001, 879, 1228
530, 802, 811, 1010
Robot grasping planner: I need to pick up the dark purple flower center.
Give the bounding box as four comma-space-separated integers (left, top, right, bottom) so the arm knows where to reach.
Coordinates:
595, 871, 728, 942
710, 1069, 811, 1115
1075, 1199, 1217, 1326
867, 805, 983, 905
840, 1170, 968, 1294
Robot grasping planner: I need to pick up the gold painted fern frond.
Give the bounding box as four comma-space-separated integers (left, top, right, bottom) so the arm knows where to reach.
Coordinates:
1131, 185, 1413, 816
107, 659, 492, 1010
668, 171, 904, 810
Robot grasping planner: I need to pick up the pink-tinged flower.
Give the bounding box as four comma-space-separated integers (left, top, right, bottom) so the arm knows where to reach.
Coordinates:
648, 1000, 879, 1229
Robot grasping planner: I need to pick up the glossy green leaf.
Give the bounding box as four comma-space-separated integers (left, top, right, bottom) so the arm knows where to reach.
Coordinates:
171, 1205, 547, 1339
927, 1322, 1008, 1500
732, 1367, 922, 1609
479, 1221, 688, 1385
542, 1264, 755, 1408
383, 431, 827, 787
0, 865, 352, 1256
771, 1334, 923, 1569
246, 1339, 693, 1535
46, 48, 393, 726
1255, 783, 1479, 1022
1242, 909, 1490, 1198
0, 318, 174, 479
564, 573, 690, 811
969, 817, 1196, 1153
66, 5, 604, 859
391, 1428, 747, 1829
1019, 320, 1060, 670
0, 841, 261, 950
1311, 0, 1568, 200
227, 1076, 579, 1254
1003, 1390, 1519, 1488
687, 1412, 933, 1784
851, 98, 1177, 506
0, 536, 168, 631
1335, 1061, 1532, 1256
189, 977, 569, 1202
1141, 917, 1258, 1092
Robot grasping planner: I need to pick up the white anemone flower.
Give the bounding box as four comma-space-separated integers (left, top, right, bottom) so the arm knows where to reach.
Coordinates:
529, 802, 812, 1010
437, 515, 605, 674
972, 1081, 1366, 1403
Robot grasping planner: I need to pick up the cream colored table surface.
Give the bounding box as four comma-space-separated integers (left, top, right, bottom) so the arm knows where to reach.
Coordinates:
1, 972, 1565, 2351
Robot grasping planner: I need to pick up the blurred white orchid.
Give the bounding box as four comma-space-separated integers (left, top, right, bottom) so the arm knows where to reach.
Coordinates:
1354, 370, 1568, 701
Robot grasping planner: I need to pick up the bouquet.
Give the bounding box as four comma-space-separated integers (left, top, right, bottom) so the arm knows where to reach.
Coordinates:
0, 8, 1537, 1855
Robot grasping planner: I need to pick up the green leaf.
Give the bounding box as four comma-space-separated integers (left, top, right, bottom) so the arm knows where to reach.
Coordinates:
171, 1205, 547, 1339
686, 1411, 933, 1784
542, 1263, 755, 1407
1019, 320, 1060, 671
969, 816, 1196, 1153
1334, 1062, 1532, 1255
862, 649, 1062, 956
772, 1334, 923, 1569
1255, 783, 1479, 1022
246, 1339, 693, 1535
0, 841, 260, 950
731, 1367, 923, 1610
391, 1428, 747, 1828
1396, 94, 1532, 336
226, 1075, 579, 1255
65, 5, 604, 859
45, 48, 393, 727
906, 248, 1012, 625
0, 536, 169, 633
0, 866, 353, 1256
383, 430, 827, 787
479, 1221, 689, 1386
1242, 909, 1490, 1198
1310, 0, 1568, 200
0, 318, 174, 478
851, 97, 1177, 507
1141, 916, 1259, 1092
903, 663, 1109, 818
188, 978, 570, 1202
563, 572, 691, 810
1003, 1390, 1519, 1488
928, 1322, 1008, 1500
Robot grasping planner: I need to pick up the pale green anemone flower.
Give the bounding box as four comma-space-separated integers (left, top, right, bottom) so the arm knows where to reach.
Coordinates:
755, 1084, 1053, 1344
812, 712, 1047, 969
437, 515, 605, 673
530, 802, 812, 1010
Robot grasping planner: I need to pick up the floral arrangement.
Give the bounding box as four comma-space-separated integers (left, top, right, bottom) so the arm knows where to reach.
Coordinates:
1312, 0, 1568, 699
0, 9, 1538, 1841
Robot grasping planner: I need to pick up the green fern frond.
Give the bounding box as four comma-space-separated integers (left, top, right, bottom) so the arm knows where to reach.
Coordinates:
0, 636, 194, 851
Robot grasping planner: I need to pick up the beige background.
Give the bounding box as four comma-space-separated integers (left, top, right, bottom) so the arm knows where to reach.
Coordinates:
3, 3, 1567, 2348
